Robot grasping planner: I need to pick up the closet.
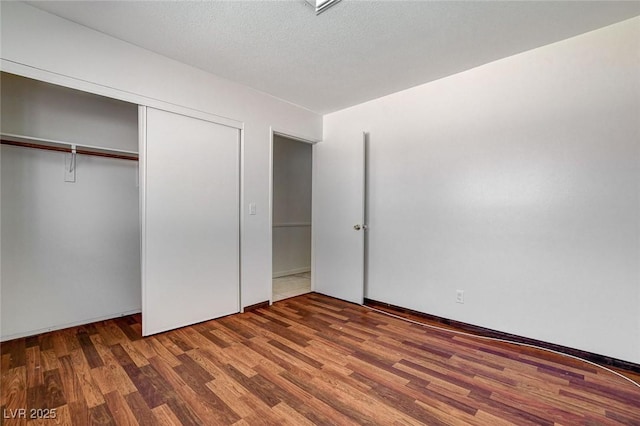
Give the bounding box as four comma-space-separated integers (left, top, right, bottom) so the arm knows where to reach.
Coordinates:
1, 72, 140, 340
1, 72, 241, 340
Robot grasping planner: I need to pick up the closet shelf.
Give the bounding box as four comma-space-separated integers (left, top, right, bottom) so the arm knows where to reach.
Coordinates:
0, 133, 139, 161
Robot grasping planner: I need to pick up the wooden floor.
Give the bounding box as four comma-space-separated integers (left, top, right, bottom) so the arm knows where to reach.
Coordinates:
2, 293, 639, 425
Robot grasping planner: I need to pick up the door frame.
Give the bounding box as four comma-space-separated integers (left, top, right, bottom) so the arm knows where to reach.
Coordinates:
269, 127, 320, 305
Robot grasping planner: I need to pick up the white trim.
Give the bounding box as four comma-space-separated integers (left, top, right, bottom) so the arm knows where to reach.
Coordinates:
273, 267, 311, 279
1, 59, 243, 130
273, 129, 321, 145
270, 128, 319, 301
0, 309, 141, 342
237, 128, 244, 313
311, 142, 318, 294
268, 128, 275, 306
362, 131, 369, 301
139, 106, 149, 336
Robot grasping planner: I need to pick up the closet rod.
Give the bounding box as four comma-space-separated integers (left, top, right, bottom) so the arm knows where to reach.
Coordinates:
1, 139, 138, 161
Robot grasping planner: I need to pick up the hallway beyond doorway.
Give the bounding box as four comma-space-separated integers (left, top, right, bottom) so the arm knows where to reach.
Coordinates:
273, 272, 311, 302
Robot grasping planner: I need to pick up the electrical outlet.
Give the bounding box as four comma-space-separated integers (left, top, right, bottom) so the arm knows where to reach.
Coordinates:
456, 290, 464, 304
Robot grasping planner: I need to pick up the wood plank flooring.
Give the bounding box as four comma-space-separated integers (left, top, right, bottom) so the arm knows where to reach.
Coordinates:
2, 293, 639, 425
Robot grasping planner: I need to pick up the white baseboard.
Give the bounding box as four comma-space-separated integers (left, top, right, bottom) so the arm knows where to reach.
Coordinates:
273, 267, 311, 278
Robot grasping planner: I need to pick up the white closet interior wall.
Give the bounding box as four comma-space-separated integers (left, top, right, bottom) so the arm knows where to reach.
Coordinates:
1, 73, 141, 340
1, 73, 138, 150
272, 135, 312, 278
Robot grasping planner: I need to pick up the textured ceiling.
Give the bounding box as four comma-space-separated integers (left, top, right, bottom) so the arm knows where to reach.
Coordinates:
25, 1, 640, 114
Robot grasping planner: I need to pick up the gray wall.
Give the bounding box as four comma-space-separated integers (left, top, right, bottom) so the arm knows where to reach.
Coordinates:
272, 135, 312, 277
1, 74, 140, 340
324, 18, 640, 363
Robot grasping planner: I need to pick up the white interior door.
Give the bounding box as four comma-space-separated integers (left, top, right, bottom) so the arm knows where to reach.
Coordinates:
313, 130, 366, 304
141, 107, 240, 336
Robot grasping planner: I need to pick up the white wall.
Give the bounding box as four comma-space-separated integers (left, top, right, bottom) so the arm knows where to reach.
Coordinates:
0, 2, 322, 308
324, 18, 640, 363
272, 135, 312, 277
1, 74, 141, 340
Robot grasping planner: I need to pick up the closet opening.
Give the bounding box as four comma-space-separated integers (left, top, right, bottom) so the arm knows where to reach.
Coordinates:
1, 72, 140, 341
2, 71, 243, 340
271, 133, 313, 302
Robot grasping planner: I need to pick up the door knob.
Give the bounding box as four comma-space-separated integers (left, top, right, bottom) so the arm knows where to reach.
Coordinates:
353, 224, 361, 231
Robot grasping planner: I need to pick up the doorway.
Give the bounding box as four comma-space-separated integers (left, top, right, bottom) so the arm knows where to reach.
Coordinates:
271, 133, 313, 302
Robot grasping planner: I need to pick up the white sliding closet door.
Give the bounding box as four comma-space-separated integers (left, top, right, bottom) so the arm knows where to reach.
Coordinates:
141, 107, 240, 336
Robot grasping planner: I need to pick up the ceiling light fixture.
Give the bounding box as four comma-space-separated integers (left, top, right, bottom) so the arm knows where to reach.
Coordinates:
305, 0, 342, 15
